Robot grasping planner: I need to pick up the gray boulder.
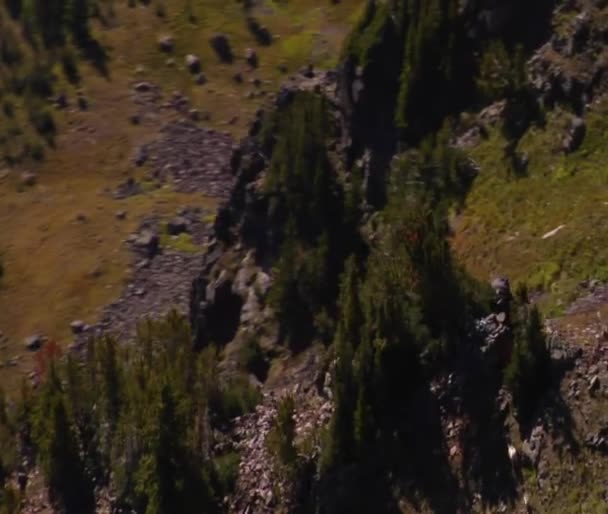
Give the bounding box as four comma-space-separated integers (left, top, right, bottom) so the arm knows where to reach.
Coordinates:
167, 217, 189, 235
158, 35, 174, 53
134, 146, 149, 167
70, 320, 86, 334
20, 171, 37, 187
185, 54, 201, 73
135, 230, 160, 257
24, 335, 43, 352
563, 117, 586, 154
209, 34, 233, 63
245, 48, 258, 68
134, 81, 153, 92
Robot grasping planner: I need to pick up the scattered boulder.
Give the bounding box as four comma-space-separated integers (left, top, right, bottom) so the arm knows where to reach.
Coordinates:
491, 276, 512, 312
588, 375, 601, 394
89, 263, 104, 279
167, 216, 189, 235
24, 335, 43, 352
134, 230, 160, 257
548, 334, 582, 370
114, 177, 141, 199
55, 93, 68, 109
209, 33, 233, 63
77, 94, 88, 111
189, 109, 201, 121
233, 71, 244, 84
586, 425, 608, 453
134, 146, 149, 167
158, 35, 174, 53
185, 54, 201, 74
301, 63, 314, 78
255, 271, 272, 298
190, 272, 243, 350
70, 320, 86, 334
20, 171, 37, 187
116, 210, 127, 220
194, 72, 207, 85
246, 17, 272, 45
17, 472, 27, 493
134, 81, 153, 92
563, 117, 586, 154
245, 48, 258, 68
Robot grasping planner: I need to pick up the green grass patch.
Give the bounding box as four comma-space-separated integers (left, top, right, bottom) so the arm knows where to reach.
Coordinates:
280, 31, 315, 67
159, 232, 199, 253
213, 451, 240, 495
454, 98, 608, 312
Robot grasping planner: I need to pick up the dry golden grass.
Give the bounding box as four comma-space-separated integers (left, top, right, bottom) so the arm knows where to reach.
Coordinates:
0, 0, 363, 389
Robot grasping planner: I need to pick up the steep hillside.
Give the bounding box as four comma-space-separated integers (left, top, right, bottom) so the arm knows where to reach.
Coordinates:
2, 1, 608, 514
0, 0, 363, 390
453, 0, 608, 314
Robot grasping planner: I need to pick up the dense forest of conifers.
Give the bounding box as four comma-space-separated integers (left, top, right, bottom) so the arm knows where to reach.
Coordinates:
0, 1, 555, 512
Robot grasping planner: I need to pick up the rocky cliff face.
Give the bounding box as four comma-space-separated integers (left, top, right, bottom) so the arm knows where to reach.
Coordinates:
185, 1, 608, 511
189, 69, 345, 356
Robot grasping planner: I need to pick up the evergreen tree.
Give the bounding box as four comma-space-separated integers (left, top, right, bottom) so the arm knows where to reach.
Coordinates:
99, 337, 122, 430
323, 257, 361, 468
4, 0, 22, 19
353, 334, 374, 451
43, 395, 95, 513
396, 0, 469, 140
267, 396, 298, 479
31, 0, 66, 47
265, 92, 355, 347
66, 0, 90, 44
505, 301, 551, 422
136, 383, 215, 514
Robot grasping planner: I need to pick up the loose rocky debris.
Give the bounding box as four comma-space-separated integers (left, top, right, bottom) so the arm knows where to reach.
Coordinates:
72, 211, 212, 347
565, 280, 608, 316
586, 424, 608, 453
475, 276, 513, 363
528, 2, 608, 106
146, 120, 235, 196
229, 389, 333, 514
74, 249, 206, 346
